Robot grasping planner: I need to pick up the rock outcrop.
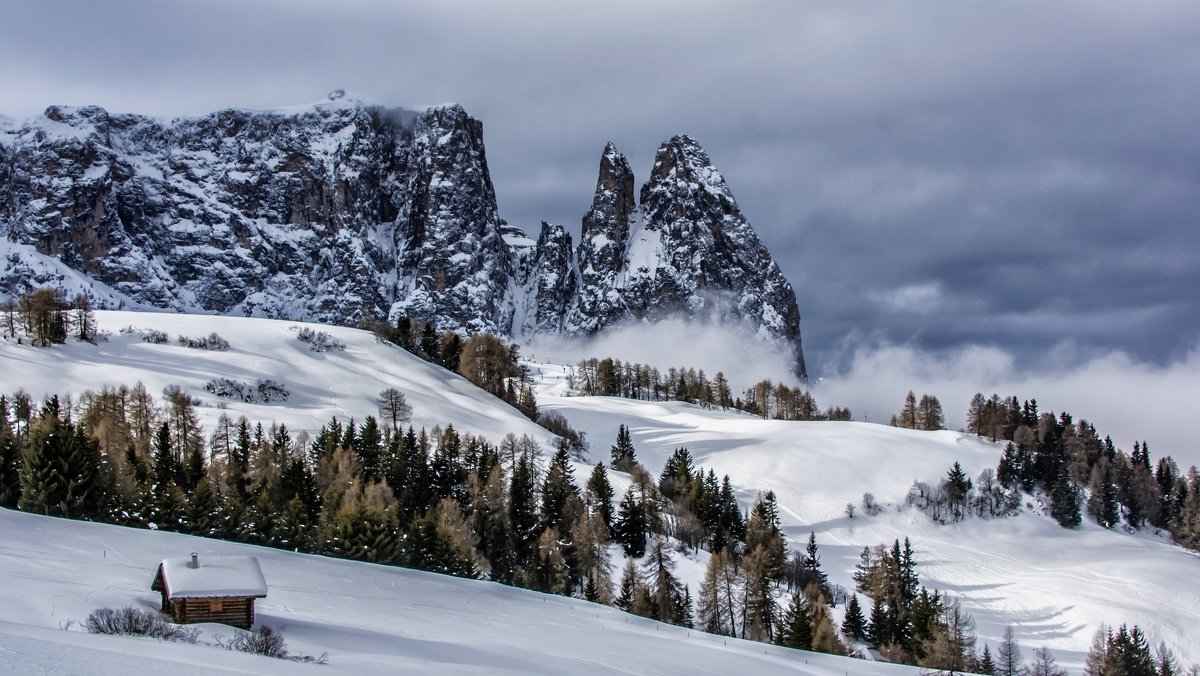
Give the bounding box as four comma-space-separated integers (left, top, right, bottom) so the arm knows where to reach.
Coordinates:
0, 96, 806, 377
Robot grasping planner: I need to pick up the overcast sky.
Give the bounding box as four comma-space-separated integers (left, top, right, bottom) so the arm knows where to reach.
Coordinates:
2, 0, 1197, 386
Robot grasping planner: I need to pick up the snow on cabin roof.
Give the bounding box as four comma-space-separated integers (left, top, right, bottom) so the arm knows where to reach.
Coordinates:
155, 555, 267, 598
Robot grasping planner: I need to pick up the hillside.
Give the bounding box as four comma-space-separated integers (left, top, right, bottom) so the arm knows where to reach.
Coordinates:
3, 311, 1198, 672
0, 508, 914, 675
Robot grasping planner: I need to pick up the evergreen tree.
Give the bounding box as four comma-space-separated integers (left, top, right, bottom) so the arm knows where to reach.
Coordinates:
1050, 464, 1082, 528
613, 486, 648, 558
419, 322, 439, 361
779, 588, 813, 650
658, 447, 696, 501
945, 461, 973, 522
979, 643, 996, 675
585, 462, 615, 534
866, 596, 887, 647
541, 443, 580, 534
508, 454, 540, 570
797, 530, 829, 596
18, 416, 102, 518
184, 477, 220, 536
0, 413, 20, 507
842, 594, 867, 641
610, 424, 637, 472
1087, 461, 1121, 528
357, 416, 384, 481
151, 422, 176, 489
997, 442, 1023, 490
615, 557, 638, 611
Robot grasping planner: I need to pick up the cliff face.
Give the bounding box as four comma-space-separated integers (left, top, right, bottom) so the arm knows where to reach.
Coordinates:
558, 137, 807, 378
0, 96, 805, 378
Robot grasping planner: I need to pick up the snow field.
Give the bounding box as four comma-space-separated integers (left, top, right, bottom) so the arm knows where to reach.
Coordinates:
3, 310, 1197, 672
0, 508, 915, 675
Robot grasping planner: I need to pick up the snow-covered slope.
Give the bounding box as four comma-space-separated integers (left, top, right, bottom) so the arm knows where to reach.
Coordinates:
0, 508, 916, 675
3, 311, 555, 447
4, 311, 1198, 672
528, 363, 1200, 672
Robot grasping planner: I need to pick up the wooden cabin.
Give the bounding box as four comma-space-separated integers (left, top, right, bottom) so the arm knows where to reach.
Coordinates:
150, 553, 267, 629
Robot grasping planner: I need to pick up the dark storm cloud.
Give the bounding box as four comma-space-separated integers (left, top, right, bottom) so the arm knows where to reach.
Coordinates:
2, 0, 1197, 378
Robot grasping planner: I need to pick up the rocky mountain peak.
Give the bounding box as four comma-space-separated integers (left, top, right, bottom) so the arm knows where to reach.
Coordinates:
1, 100, 807, 379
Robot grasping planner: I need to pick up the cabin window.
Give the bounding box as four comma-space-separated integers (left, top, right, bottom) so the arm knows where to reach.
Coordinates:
209, 599, 224, 612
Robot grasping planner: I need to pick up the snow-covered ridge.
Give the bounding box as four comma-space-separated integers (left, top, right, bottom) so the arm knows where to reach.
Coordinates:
0, 97, 807, 376
4, 311, 554, 446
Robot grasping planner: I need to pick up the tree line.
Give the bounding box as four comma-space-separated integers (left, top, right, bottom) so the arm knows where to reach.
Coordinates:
0, 383, 850, 661
368, 317, 538, 421
574, 357, 851, 421
967, 392, 1200, 547
2, 287, 98, 346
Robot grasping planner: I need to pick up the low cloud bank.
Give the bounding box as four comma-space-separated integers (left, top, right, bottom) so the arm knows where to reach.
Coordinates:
524, 319, 798, 392
816, 341, 1200, 468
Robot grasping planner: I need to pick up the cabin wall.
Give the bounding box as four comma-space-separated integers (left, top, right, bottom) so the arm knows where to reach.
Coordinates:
168, 597, 256, 629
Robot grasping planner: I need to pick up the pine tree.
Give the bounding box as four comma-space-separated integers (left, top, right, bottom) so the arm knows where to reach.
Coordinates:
610, 424, 636, 472
866, 595, 887, 647
997, 442, 1023, 490
541, 443, 580, 534
585, 463, 615, 534
979, 643, 996, 675
151, 422, 176, 489
945, 461, 973, 522
508, 454, 540, 570
273, 495, 315, 551
18, 416, 102, 518
357, 416, 384, 481
779, 588, 813, 649
615, 557, 638, 611
613, 487, 648, 558
184, 477, 220, 536
0, 411, 21, 507
1050, 463, 1082, 528
1087, 461, 1121, 528
798, 530, 829, 595
842, 594, 867, 641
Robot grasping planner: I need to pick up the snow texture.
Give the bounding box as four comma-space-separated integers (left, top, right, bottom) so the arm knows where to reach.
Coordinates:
2, 311, 1198, 673
157, 555, 267, 598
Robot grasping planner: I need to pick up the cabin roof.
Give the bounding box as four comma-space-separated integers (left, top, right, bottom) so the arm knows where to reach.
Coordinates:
153, 555, 267, 598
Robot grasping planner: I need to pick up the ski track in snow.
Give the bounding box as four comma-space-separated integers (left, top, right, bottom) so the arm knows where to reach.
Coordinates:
1, 311, 1198, 673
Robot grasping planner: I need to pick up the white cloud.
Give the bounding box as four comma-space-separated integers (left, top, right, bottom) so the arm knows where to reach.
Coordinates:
524, 319, 798, 392
816, 339, 1200, 469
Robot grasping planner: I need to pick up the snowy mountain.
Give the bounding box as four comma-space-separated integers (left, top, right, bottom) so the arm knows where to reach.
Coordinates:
0, 95, 806, 377
3, 311, 1197, 673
